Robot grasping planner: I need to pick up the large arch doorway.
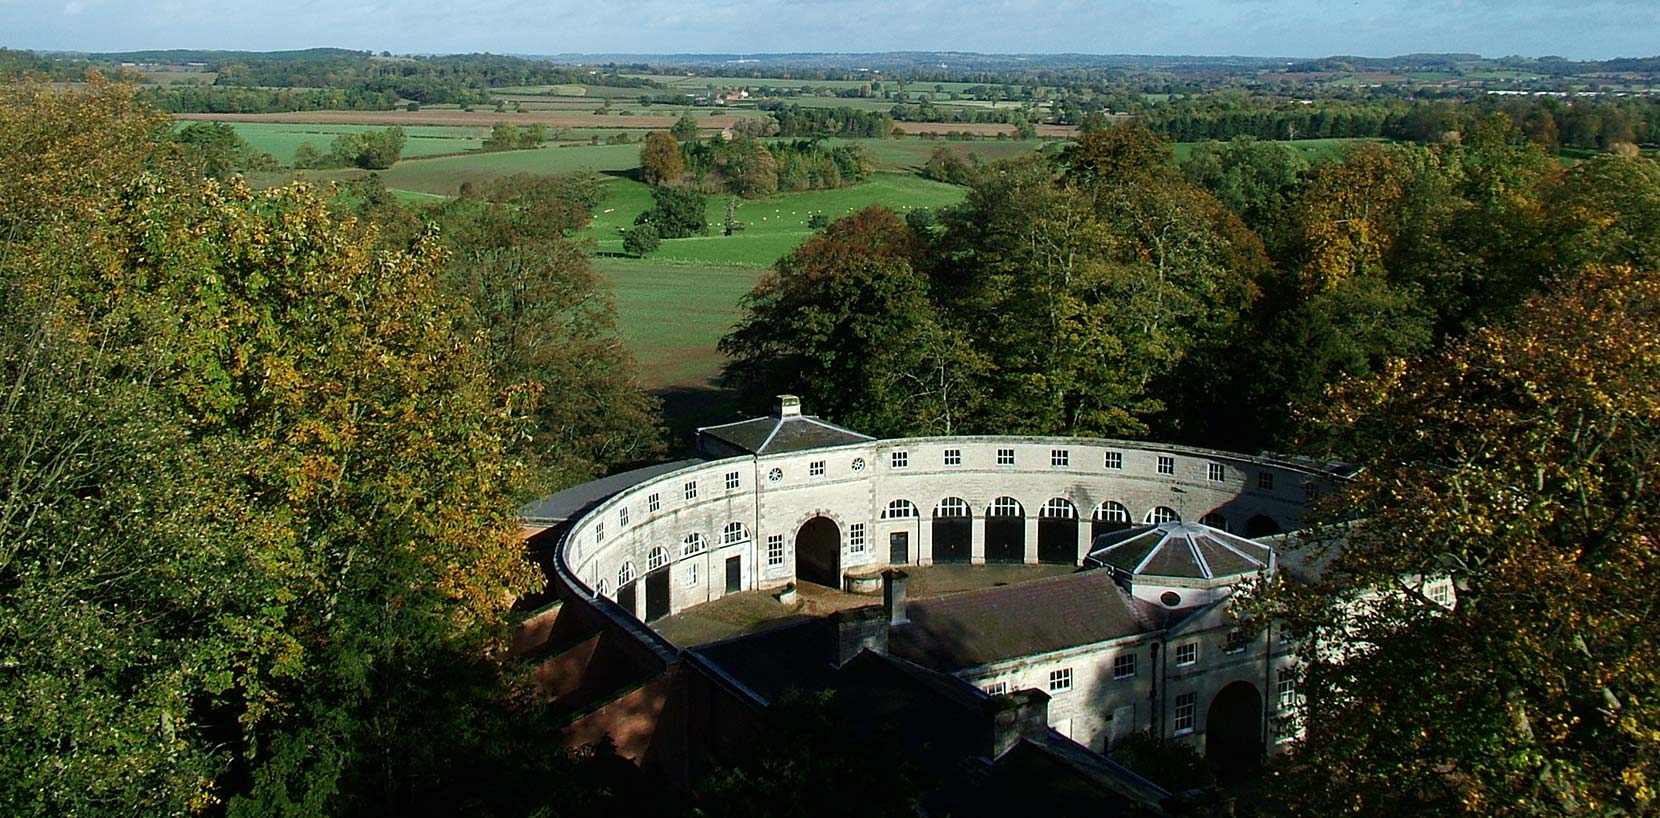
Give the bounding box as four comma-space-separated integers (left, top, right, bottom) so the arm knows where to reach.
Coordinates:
1245, 515, 1283, 539
932, 498, 972, 563
795, 516, 841, 587
985, 497, 1025, 563
1037, 498, 1080, 564
1205, 680, 1264, 774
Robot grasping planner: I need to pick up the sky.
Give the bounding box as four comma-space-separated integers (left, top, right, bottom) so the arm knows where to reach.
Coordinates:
2, 0, 1656, 61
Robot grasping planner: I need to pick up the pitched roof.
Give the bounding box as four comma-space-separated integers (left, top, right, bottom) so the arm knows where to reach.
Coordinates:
519, 459, 703, 524
1086, 522, 1275, 582
698, 412, 874, 455
888, 571, 1159, 671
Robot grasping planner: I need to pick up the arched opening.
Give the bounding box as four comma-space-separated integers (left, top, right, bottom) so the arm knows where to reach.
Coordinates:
795, 516, 841, 587
1091, 501, 1131, 541
1205, 680, 1264, 775
644, 547, 671, 622
932, 498, 971, 563
1199, 512, 1230, 532
1245, 515, 1283, 539
1038, 498, 1079, 564
1146, 506, 1180, 524
985, 497, 1025, 563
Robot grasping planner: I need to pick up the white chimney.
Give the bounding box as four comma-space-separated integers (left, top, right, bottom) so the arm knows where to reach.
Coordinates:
776, 395, 802, 418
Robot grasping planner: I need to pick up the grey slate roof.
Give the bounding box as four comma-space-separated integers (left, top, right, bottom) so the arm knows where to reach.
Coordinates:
519, 458, 703, 524
888, 571, 1159, 671
1085, 522, 1276, 582
697, 413, 873, 455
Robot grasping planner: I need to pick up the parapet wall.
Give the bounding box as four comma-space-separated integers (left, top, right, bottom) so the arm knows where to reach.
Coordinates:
554, 436, 1331, 625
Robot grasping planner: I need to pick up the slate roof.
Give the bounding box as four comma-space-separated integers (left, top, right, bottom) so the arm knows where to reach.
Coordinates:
697, 412, 873, 455
888, 571, 1159, 671
519, 458, 704, 524
1085, 522, 1276, 582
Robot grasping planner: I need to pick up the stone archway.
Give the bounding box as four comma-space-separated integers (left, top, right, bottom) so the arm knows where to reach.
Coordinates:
1205, 680, 1264, 774
795, 516, 841, 588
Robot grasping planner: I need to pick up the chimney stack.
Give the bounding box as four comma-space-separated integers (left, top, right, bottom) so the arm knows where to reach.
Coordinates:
830, 605, 889, 667
985, 689, 1051, 759
775, 394, 802, 418
883, 569, 909, 624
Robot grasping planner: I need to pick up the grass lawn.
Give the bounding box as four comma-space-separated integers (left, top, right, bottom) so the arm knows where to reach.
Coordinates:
583, 171, 968, 267
215, 122, 488, 164
366, 142, 646, 195
593, 258, 762, 389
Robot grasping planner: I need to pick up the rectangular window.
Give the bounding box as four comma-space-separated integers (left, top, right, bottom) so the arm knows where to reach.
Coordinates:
997, 448, 1015, 466
684, 563, 699, 588
944, 448, 962, 466
683, 480, 698, 501
766, 534, 785, 567
1104, 450, 1123, 470
891, 451, 909, 469
1048, 667, 1073, 693
1277, 669, 1299, 711
849, 523, 866, 554
647, 492, 661, 513
1113, 653, 1137, 679
809, 460, 825, 477
1208, 463, 1225, 482
1174, 692, 1196, 733
594, 522, 604, 543
724, 470, 740, 490
983, 681, 1009, 696
618, 507, 629, 527
1176, 642, 1198, 666
1257, 472, 1274, 491
1051, 449, 1070, 467
1157, 455, 1175, 476
1428, 580, 1453, 606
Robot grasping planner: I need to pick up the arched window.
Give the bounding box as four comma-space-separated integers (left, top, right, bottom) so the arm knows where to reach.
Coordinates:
882, 499, 919, 519
1093, 501, 1130, 523
1199, 513, 1229, 532
722, 521, 750, 546
618, 561, 636, 586
988, 497, 1024, 518
933, 497, 971, 518
682, 532, 707, 556
1039, 498, 1077, 519
647, 546, 669, 572
595, 578, 610, 598
1146, 506, 1180, 524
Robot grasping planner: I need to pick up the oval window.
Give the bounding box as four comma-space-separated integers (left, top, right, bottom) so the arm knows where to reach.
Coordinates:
1160, 591, 1182, 607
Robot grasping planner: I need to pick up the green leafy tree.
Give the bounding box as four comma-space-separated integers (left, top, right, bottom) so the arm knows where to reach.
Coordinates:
670, 114, 700, 140
173, 120, 278, 179
622, 223, 660, 256
633, 184, 708, 238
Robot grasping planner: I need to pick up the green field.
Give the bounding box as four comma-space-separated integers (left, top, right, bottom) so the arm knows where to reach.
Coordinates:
216, 122, 489, 164
595, 258, 762, 388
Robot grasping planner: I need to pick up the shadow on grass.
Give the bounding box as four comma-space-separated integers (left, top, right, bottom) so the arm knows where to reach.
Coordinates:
657, 382, 740, 455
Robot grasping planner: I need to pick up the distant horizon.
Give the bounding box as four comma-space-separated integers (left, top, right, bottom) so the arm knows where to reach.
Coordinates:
3, 0, 1654, 63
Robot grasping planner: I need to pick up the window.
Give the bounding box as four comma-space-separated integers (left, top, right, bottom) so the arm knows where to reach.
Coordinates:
1146, 506, 1180, 524
989, 497, 1023, 517
1175, 642, 1198, 666
1051, 448, 1070, 467
618, 507, 629, 527
647, 492, 661, 513
934, 497, 971, 518
721, 522, 750, 546
943, 448, 962, 466
882, 499, 919, 519
996, 448, 1015, 466
594, 522, 605, 543
1048, 668, 1073, 693
850, 457, 866, 472
1113, 653, 1137, 679
1093, 502, 1130, 524
725, 470, 740, 490
891, 451, 909, 469
1157, 455, 1175, 476
983, 681, 1009, 696
849, 523, 866, 554
767, 467, 783, 483
766, 534, 785, 567
618, 561, 636, 586
1277, 668, 1300, 711
647, 546, 668, 572
1040, 498, 1077, 519
1208, 463, 1225, 482
809, 460, 825, 477
1104, 450, 1123, 470
1174, 692, 1196, 733
684, 563, 699, 588
1200, 512, 1229, 532
682, 532, 707, 557
595, 578, 610, 598
1428, 580, 1453, 607
683, 480, 698, 501
1257, 472, 1274, 491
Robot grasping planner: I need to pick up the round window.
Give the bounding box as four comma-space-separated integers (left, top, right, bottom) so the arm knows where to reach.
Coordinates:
1160, 591, 1182, 607
851, 457, 866, 472
768, 467, 783, 483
